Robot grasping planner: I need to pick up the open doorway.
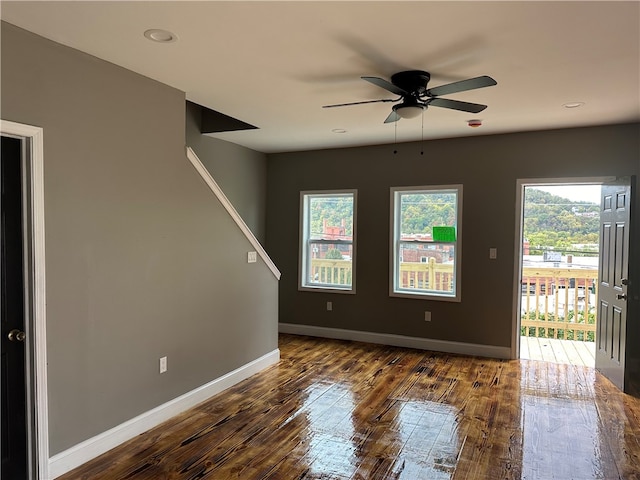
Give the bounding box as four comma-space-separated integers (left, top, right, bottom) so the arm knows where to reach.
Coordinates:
516, 181, 603, 367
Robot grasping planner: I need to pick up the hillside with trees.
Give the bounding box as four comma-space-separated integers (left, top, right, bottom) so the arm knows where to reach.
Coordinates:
309, 196, 354, 237
400, 193, 457, 234
524, 188, 599, 255
309, 188, 600, 255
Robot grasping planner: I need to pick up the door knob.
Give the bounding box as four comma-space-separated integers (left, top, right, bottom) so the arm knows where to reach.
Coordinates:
617, 293, 627, 300
7, 329, 26, 342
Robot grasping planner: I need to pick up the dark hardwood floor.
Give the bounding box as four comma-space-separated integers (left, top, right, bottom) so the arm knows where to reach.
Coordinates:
59, 334, 640, 479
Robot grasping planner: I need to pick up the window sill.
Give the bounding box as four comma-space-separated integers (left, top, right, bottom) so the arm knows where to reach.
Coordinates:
299, 285, 356, 294
390, 290, 461, 302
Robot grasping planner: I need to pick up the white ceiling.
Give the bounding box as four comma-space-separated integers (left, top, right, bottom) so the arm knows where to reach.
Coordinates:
1, 1, 639, 153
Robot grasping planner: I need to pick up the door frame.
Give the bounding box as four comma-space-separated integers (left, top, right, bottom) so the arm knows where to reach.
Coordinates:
0, 120, 48, 479
511, 176, 615, 360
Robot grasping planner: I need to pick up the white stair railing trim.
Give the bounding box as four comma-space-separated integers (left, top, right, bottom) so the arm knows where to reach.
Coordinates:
186, 146, 280, 280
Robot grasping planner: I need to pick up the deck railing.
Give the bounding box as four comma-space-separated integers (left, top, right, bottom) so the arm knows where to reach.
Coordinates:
309, 259, 598, 342
521, 266, 598, 342
309, 258, 353, 286
398, 258, 454, 293
309, 258, 454, 292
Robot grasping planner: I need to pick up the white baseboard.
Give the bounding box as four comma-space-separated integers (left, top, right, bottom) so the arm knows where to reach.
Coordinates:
49, 349, 280, 479
279, 323, 511, 359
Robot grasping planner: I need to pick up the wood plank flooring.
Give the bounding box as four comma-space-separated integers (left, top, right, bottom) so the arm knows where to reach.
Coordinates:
59, 334, 640, 480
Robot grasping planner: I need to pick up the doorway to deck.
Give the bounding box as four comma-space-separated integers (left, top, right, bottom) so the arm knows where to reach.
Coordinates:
516, 181, 603, 368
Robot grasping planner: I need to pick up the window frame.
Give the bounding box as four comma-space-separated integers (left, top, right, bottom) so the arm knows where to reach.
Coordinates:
299, 189, 357, 294
390, 185, 463, 302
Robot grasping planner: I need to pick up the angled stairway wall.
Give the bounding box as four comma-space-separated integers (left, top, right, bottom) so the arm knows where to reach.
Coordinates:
1, 21, 279, 478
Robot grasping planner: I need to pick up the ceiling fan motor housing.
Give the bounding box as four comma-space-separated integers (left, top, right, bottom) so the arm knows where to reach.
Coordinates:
390, 70, 431, 96
392, 97, 426, 113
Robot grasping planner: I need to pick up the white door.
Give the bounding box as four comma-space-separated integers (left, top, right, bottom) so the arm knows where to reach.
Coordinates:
595, 178, 631, 390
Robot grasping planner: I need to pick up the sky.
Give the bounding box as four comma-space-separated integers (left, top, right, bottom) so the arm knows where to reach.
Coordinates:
529, 185, 601, 203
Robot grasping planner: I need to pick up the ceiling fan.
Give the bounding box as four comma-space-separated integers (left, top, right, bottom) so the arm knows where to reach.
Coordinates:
323, 70, 497, 123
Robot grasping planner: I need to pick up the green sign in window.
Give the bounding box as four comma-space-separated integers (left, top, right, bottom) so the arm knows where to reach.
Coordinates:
432, 226, 456, 242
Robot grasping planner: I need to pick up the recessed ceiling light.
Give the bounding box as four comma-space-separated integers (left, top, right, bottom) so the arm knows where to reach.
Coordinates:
563, 102, 585, 109
332, 128, 347, 134
144, 29, 178, 43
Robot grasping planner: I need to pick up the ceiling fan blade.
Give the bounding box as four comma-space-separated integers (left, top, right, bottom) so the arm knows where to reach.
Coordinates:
384, 111, 401, 123
323, 98, 397, 108
362, 76, 408, 96
428, 98, 487, 113
425, 75, 497, 97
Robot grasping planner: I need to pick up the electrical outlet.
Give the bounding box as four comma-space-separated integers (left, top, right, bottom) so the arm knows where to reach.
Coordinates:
327, 301, 332, 311
159, 356, 168, 374
424, 311, 432, 322
247, 251, 257, 263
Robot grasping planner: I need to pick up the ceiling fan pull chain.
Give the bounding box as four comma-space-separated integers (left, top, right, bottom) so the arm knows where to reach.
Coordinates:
393, 120, 398, 154
421, 110, 425, 156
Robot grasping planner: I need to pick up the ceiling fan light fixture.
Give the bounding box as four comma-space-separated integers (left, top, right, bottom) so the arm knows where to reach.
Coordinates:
394, 104, 425, 119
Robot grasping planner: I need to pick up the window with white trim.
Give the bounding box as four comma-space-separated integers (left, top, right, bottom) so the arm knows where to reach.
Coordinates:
391, 185, 462, 301
300, 190, 356, 292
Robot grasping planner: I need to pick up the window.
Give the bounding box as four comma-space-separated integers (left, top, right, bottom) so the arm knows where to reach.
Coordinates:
391, 185, 462, 301
300, 190, 356, 292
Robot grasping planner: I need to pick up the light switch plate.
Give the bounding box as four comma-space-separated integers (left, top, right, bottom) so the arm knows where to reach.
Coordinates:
248, 251, 257, 263
489, 248, 497, 259
160, 356, 167, 374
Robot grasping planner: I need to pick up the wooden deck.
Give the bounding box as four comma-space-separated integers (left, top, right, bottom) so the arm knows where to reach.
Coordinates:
521, 336, 595, 367
58, 334, 639, 480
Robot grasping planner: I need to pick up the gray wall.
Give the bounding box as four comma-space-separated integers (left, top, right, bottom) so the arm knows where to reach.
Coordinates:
1, 22, 278, 454
186, 102, 268, 244
266, 124, 639, 355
